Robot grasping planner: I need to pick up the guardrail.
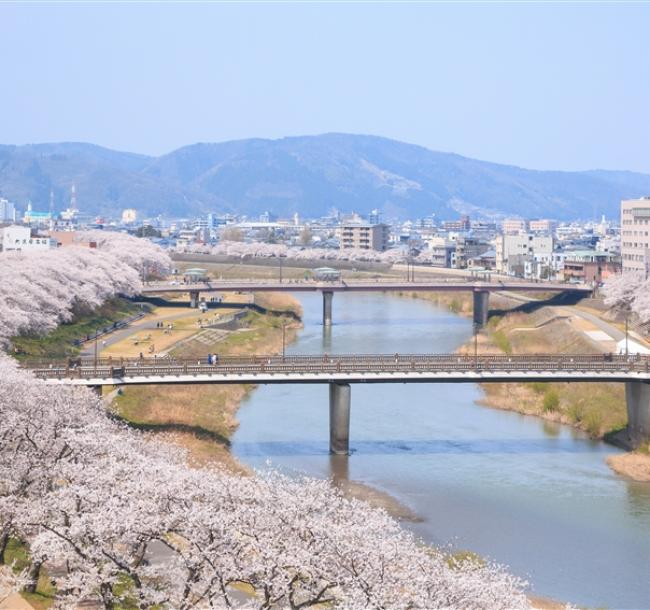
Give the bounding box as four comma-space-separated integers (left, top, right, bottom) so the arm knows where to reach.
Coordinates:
22, 352, 650, 381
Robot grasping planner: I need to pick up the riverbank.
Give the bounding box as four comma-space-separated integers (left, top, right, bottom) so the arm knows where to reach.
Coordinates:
402, 289, 650, 482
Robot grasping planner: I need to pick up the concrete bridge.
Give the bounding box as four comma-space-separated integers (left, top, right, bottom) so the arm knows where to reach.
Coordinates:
25, 353, 650, 453
141, 279, 593, 328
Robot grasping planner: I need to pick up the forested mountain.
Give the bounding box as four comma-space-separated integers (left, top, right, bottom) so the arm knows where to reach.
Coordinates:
2, 134, 649, 220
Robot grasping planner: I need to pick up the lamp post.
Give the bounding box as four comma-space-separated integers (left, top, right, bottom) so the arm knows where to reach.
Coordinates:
473, 322, 479, 367
625, 310, 630, 357
279, 257, 284, 284
282, 320, 287, 361
94, 329, 99, 369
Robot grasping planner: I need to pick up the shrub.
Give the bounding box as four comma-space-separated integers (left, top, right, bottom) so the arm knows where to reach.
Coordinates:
528, 381, 548, 395
542, 389, 560, 413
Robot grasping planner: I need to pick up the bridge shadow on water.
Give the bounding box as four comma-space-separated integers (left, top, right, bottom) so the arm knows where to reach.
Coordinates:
235, 437, 601, 458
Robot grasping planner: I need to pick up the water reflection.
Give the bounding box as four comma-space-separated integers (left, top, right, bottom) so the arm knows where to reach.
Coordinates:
235, 437, 610, 457
542, 420, 561, 437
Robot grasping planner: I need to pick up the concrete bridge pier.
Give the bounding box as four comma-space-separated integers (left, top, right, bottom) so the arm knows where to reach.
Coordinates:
473, 290, 489, 328
189, 290, 200, 308
323, 291, 334, 327
329, 382, 351, 455
626, 381, 650, 446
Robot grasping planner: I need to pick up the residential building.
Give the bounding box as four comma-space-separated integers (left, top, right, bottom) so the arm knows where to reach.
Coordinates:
454, 236, 490, 269
48, 231, 97, 249
563, 251, 621, 284
495, 233, 553, 276
441, 215, 470, 232
0, 198, 15, 222
502, 218, 528, 235
423, 236, 455, 267
621, 197, 650, 274
339, 223, 389, 251
529, 219, 557, 234
0, 225, 56, 252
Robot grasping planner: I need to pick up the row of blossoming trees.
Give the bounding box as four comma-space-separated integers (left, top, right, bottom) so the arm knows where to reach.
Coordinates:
1, 232, 531, 608
0, 231, 170, 347
177, 241, 447, 265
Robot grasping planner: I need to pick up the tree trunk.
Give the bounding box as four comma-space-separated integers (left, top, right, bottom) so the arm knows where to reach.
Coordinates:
0, 530, 9, 564
23, 560, 42, 594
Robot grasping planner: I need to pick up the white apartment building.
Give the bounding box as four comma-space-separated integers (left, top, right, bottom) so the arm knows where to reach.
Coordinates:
0, 225, 56, 252
621, 197, 650, 274
0, 198, 15, 222
495, 233, 554, 276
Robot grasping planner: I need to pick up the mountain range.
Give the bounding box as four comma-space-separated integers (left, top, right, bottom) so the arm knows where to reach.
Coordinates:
1, 133, 649, 221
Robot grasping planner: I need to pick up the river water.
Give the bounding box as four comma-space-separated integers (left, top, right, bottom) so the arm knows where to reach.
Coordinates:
231, 293, 650, 609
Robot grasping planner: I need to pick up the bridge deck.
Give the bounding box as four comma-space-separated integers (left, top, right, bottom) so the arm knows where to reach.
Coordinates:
141, 280, 593, 294
24, 353, 650, 386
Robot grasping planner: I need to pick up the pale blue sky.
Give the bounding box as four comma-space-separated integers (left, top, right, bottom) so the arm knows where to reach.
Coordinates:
1, 2, 649, 172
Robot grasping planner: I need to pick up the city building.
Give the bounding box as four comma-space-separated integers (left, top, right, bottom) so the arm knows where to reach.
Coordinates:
423, 236, 455, 267
0, 198, 15, 222
339, 223, 389, 251
529, 219, 557, 234
563, 251, 621, 284
454, 236, 490, 269
0, 225, 56, 252
621, 197, 650, 274
502, 218, 528, 235
496, 233, 553, 276
122, 209, 137, 224
441, 215, 470, 232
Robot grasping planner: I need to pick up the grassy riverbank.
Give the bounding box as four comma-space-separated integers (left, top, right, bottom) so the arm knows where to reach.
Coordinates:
10, 297, 141, 361
404, 289, 650, 481
111, 297, 302, 471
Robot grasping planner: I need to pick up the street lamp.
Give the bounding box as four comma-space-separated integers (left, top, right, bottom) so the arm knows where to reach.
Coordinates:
282, 320, 287, 361
473, 322, 479, 367
94, 329, 99, 369
279, 257, 284, 284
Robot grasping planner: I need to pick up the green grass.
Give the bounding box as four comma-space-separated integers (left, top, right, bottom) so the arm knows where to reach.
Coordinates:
4, 538, 56, 609
542, 389, 560, 413
492, 330, 512, 354
11, 297, 141, 361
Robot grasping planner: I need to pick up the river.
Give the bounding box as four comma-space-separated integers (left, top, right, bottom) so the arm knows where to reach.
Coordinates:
231, 292, 650, 609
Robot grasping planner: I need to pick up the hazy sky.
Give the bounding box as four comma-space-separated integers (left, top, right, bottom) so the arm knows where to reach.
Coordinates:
1, 2, 649, 172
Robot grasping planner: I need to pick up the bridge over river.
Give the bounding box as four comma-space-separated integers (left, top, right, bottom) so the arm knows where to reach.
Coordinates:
24, 353, 650, 453
141, 279, 593, 327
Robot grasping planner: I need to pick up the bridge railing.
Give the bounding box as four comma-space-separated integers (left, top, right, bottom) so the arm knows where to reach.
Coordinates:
22, 352, 650, 381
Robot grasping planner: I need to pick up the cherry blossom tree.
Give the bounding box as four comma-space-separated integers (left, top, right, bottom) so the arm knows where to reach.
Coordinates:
0, 232, 170, 346
602, 271, 650, 322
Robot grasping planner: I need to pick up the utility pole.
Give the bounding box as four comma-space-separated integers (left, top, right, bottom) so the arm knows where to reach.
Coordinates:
280, 257, 283, 284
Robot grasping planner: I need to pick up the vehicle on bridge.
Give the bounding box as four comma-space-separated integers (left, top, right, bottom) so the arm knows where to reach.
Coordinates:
312, 267, 342, 281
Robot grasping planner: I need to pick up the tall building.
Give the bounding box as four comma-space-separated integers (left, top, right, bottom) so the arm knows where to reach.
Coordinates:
339, 223, 389, 251
621, 197, 650, 275
0, 198, 15, 222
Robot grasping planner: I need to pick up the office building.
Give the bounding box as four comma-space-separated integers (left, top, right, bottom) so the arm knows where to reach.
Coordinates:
621, 197, 650, 274
0, 198, 15, 222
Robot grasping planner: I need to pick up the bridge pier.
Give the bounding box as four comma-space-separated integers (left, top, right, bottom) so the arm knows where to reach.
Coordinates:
626, 381, 650, 446
473, 290, 489, 328
323, 291, 333, 327
329, 382, 350, 455
189, 290, 200, 308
